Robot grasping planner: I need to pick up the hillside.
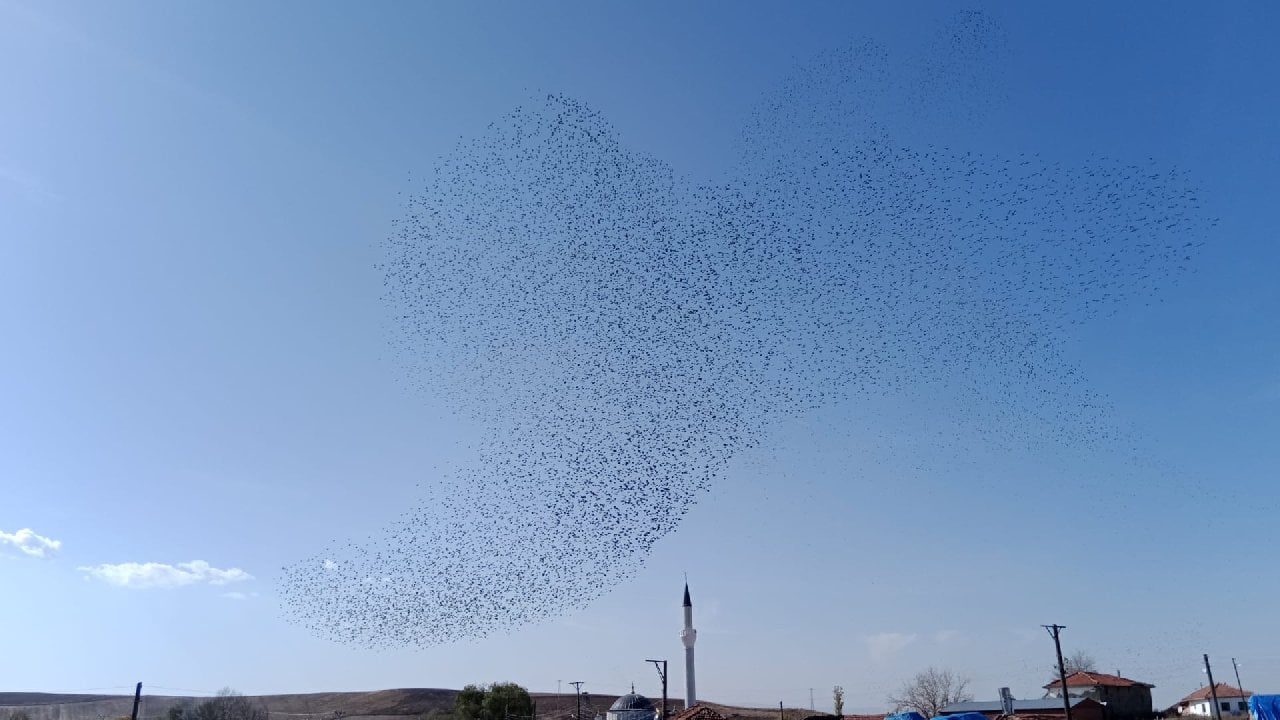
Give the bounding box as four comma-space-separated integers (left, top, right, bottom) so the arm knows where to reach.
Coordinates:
0, 690, 826, 720
0, 689, 457, 720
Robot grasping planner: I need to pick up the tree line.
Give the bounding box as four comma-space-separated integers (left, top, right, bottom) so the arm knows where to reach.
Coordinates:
424, 683, 535, 720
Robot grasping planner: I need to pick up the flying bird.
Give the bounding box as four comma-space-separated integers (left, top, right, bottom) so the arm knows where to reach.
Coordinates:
280, 11, 1215, 648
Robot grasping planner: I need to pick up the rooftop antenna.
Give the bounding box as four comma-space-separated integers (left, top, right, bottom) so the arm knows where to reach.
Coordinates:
1000, 688, 1014, 716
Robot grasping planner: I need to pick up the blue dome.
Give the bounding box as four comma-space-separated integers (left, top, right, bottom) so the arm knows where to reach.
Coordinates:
610, 694, 656, 712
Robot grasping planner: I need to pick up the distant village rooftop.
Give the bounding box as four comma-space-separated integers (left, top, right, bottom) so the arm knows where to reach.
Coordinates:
1044, 671, 1155, 690
1178, 685, 1253, 704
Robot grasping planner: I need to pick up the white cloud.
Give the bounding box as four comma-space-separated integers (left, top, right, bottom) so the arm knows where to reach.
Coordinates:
0, 528, 62, 558
78, 560, 254, 589
866, 631, 918, 661
221, 591, 259, 600
935, 629, 961, 644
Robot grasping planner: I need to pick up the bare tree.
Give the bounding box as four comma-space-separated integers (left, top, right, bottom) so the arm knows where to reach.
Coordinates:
887, 667, 973, 718
833, 686, 845, 718
191, 689, 268, 720
1064, 651, 1097, 674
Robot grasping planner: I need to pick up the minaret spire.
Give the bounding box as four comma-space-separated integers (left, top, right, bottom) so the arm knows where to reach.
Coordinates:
680, 580, 697, 708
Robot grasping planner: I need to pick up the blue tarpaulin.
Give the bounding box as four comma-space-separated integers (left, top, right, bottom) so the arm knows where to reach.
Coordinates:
885, 713, 926, 720
932, 713, 986, 720
1249, 695, 1280, 720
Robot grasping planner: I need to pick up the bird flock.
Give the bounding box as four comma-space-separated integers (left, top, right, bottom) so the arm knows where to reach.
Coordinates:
280, 11, 1215, 647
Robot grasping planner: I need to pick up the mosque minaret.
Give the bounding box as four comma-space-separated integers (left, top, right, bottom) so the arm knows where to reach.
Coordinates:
680, 581, 697, 708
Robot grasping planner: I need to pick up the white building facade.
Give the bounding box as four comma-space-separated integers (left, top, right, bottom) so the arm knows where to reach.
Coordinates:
1176, 684, 1253, 717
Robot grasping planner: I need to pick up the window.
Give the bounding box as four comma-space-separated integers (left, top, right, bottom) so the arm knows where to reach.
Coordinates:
1239, 703, 1247, 712
1221, 703, 1230, 712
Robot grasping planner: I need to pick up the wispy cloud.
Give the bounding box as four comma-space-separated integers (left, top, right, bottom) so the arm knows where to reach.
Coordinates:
934, 629, 961, 644
0, 165, 63, 204
0, 528, 62, 558
78, 560, 253, 589
221, 591, 259, 600
866, 631, 918, 661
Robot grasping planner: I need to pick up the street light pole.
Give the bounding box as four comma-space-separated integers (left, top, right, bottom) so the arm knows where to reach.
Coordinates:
571, 682, 585, 720
647, 659, 669, 720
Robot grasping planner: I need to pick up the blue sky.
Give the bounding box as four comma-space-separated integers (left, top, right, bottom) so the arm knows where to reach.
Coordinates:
2, 0, 1278, 713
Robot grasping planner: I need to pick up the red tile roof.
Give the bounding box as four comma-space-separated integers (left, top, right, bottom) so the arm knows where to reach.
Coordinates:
669, 705, 727, 720
1044, 671, 1154, 690
1178, 684, 1253, 704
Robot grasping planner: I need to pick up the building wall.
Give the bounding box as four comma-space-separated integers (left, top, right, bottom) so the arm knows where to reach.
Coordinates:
1186, 697, 1250, 717
608, 709, 657, 720
1095, 685, 1154, 720
1047, 686, 1153, 720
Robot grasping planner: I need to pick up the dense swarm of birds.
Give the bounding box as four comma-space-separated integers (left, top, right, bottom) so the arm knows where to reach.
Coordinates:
280, 12, 1215, 647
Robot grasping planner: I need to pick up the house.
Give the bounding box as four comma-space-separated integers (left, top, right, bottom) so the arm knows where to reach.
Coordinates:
1045, 672, 1155, 720
669, 705, 726, 720
1172, 684, 1253, 717
941, 697, 1106, 720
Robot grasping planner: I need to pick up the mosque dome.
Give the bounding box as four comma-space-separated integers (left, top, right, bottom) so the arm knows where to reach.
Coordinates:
606, 691, 658, 720
610, 695, 656, 712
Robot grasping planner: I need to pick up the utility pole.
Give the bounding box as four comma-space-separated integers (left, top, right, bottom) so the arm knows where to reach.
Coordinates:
647, 659, 669, 720
1205, 655, 1223, 720
130, 683, 142, 720
129, 681, 144, 717
570, 682, 585, 720
1232, 658, 1246, 713
810, 690, 815, 712
1043, 625, 1073, 720
778, 702, 784, 720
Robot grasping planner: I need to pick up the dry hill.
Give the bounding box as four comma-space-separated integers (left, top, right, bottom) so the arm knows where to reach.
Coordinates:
0, 690, 828, 720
